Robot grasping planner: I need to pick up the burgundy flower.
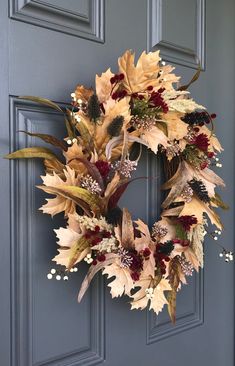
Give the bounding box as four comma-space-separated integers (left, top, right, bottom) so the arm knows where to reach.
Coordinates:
148, 91, 168, 113
95, 160, 110, 178
193, 133, 210, 152
178, 215, 198, 231
129, 251, 143, 272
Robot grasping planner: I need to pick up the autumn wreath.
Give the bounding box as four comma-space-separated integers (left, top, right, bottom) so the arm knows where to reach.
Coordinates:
6, 50, 231, 322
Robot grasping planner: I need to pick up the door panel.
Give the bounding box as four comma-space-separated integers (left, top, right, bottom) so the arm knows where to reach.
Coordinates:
1, 0, 234, 365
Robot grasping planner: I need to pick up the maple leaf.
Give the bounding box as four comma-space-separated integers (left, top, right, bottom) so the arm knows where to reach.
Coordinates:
95, 68, 114, 103
39, 166, 78, 217
141, 125, 170, 153
96, 97, 131, 151
200, 125, 223, 152
179, 196, 223, 229
118, 50, 179, 94
134, 219, 152, 251
131, 277, 171, 314
103, 262, 134, 298
63, 141, 87, 173
53, 224, 89, 269
162, 161, 225, 208
162, 111, 189, 140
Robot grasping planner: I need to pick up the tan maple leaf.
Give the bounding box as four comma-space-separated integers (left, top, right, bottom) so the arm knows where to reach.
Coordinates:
96, 97, 131, 152
141, 125, 170, 153
200, 125, 223, 152
179, 196, 223, 229
131, 278, 171, 314
38, 166, 79, 217
95, 68, 115, 103
118, 50, 179, 94
53, 222, 89, 268
162, 111, 189, 140
63, 141, 87, 173
103, 262, 134, 298
162, 161, 225, 208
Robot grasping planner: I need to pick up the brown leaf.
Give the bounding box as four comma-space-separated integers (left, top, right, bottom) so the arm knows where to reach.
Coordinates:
19, 130, 67, 151
5, 147, 59, 161
121, 208, 135, 249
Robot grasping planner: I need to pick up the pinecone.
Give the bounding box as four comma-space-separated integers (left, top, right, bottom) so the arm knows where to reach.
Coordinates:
107, 115, 124, 136
87, 93, 101, 122
188, 178, 210, 203
181, 112, 210, 126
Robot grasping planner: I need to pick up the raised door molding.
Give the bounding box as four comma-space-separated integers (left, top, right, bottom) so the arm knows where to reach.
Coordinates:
9, 0, 105, 42
9, 97, 105, 366
147, 0, 205, 69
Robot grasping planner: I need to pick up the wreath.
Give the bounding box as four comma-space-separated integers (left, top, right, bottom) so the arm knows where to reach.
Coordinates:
6, 50, 232, 322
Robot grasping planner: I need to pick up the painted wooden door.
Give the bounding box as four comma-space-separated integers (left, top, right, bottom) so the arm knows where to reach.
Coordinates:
0, 0, 234, 365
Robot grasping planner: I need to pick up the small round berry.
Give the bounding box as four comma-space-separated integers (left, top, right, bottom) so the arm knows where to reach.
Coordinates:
211, 113, 217, 119
47, 273, 53, 280
72, 138, 77, 144
73, 267, 78, 272
56, 275, 61, 280
50, 268, 56, 274
67, 139, 72, 145
63, 275, 69, 281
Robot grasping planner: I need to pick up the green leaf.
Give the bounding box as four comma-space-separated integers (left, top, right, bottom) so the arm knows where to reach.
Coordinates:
19, 96, 63, 113
175, 223, 187, 240
19, 131, 67, 151
37, 185, 102, 215
5, 147, 59, 160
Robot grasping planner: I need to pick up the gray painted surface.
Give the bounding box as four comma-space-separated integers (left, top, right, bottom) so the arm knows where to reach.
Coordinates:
0, 0, 234, 365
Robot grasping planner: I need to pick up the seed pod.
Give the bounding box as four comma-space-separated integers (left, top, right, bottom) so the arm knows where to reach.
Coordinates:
107, 115, 124, 136
87, 93, 101, 122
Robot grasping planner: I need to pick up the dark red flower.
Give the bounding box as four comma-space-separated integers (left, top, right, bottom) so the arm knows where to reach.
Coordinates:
95, 160, 111, 178
211, 113, 217, 119
148, 91, 168, 113
129, 251, 143, 272
193, 133, 210, 152
131, 272, 140, 281
178, 215, 198, 231
92, 259, 98, 265
97, 254, 106, 262
143, 247, 151, 258
207, 151, 214, 159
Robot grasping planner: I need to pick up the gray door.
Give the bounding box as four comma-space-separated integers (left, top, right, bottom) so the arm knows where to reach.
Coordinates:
1, 0, 234, 365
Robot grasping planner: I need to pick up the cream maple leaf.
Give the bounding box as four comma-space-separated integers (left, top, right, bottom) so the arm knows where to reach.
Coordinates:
95, 68, 114, 103
118, 50, 179, 93
103, 262, 134, 298
53, 225, 89, 268
162, 111, 189, 140
39, 166, 79, 217
141, 125, 170, 153
131, 278, 171, 314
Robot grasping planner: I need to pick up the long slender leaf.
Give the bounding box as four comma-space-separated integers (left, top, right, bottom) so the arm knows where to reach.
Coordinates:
19, 96, 63, 113
19, 131, 67, 151
5, 147, 59, 160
